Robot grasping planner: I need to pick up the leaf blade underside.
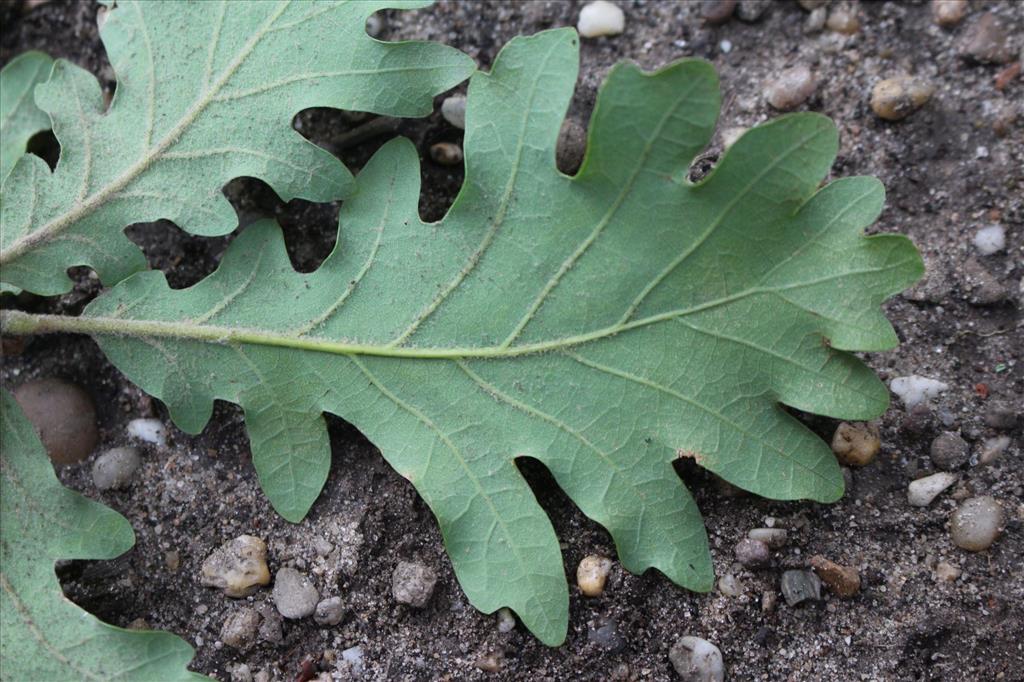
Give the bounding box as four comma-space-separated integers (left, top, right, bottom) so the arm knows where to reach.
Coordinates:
80, 29, 923, 645
0, 391, 203, 680
0, 50, 54, 185
0, 0, 474, 295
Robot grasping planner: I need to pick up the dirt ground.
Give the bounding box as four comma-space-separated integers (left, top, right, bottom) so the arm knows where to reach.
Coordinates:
1, 1, 1022, 680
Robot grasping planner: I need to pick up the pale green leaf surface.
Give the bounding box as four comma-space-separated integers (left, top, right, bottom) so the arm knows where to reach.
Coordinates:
57, 29, 922, 645
0, 391, 203, 680
0, 51, 54, 185
0, 0, 474, 295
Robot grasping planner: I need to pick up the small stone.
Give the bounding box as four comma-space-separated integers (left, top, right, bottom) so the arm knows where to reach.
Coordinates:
930, 432, 969, 470
440, 95, 466, 130
734, 538, 770, 567
313, 596, 345, 626
870, 76, 934, 121
220, 608, 260, 649
973, 225, 1006, 255
556, 118, 587, 175
127, 417, 166, 446
964, 258, 1008, 306
934, 561, 961, 582
826, 3, 859, 34
230, 663, 253, 682
984, 402, 1018, 431
736, 0, 769, 22
165, 550, 181, 572
950, 496, 1003, 551
429, 142, 462, 166
392, 561, 437, 607
256, 603, 283, 644
761, 590, 777, 613
201, 535, 271, 598
475, 653, 503, 673
364, 14, 382, 38
273, 567, 319, 619
932, 0, 967, 27
718, 573, 744, 597
961, 14, 1013, 64
701, 0, 736, 25
341, 646, 364, 674
780, 569, 822, 606
830, 422, 881, 467
669, 636, 725, 682
91, 447, 141, 490
890, 375, 948, 409
12, 378, 98, 465
496, 607, 516, 633
978, 436, 1011, 465
588, 617, 625, 652
577, 1, 625, 38
748, 528, 788, 549
765, 65, 816, 111
577, 555, 613, 597
908, 472, 957, 507
804, 6, 827, 33
809, 555, 860, 598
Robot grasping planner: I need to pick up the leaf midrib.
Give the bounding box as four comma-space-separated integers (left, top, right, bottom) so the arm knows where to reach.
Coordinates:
1, 262, 905, 361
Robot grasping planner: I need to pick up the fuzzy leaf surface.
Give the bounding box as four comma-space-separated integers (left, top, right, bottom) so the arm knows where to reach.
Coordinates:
64, 29, 922, 645
0, 0, 473, 295
0, 50, 54, 184
0, 391, 203, 680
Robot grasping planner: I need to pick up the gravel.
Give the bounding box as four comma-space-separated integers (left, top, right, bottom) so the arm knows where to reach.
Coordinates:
669, 636, 725, 681
576, 555, 613, 597
930, 431, 971, 470
200, 536, 271, 598
12, 378, 97, 465
391, 561, 437, 608
950, 496, 1004, 551
272, 567, 320, 619
90, 446, 141, 490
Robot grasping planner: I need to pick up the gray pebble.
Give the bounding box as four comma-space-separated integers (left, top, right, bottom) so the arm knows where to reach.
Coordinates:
930, 432, 969, 470
964, 258, 1008, 305
441, 95, 466, 130
736, 0, 769, 22
313, 596, 345, 626
557, 118, 587, 175
748, 528, 788, 549
392, 561, 437, 608
91, 447, 141, 490
230, 663, 253, 682
496, 607, 516, 633
734, 538, 770, 567
220, 608, 260, 649
587, 617, 625, 652
669, 636, 725, 681
272, 567, 319, 619
978, 436, 1011, 465
341, 646, 364, 674
950, 496, 1003, 551
961, 13, 1013, 64
13, 378, 98, 465
718, 573, 744, 597
804, 6, 827, 33
765, 65, 816, 111
932, 0, 968, 27
780, 569, 822, 606
701, 0, 736, 25
907, 472, 957, 507
984, 402, 1018, 431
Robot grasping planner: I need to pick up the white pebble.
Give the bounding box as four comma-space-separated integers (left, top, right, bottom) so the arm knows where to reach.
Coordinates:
127, 418, 166, 446
341, 646, 364, 674
907, 472, 957, 507
496, 607, 516, 633
890, 375, 949, 408
973, 225, 1006, 255
440, 95, 466, 130
950, 496, 1003, 551
719, 39, 733, 53
669, 636, 725, 682
577, 1, 625, 38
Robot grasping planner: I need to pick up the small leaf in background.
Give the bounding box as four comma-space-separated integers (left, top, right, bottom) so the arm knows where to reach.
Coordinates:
7, 28, 923, 645
0, 50, 53, 184
0, 0, 474, 295
0, 391, 204, 680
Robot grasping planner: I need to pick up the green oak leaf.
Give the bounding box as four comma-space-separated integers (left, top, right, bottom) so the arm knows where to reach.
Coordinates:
2, 28, 924, 645
0, 0, 473, 295
0, 51, 54, 185
0, 391, 204, 680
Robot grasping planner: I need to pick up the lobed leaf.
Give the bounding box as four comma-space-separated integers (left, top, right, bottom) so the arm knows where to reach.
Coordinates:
0, 391, 204, 680
0, 0, 474, 295
0, 50, 54, 185
12, 29, 923, 644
